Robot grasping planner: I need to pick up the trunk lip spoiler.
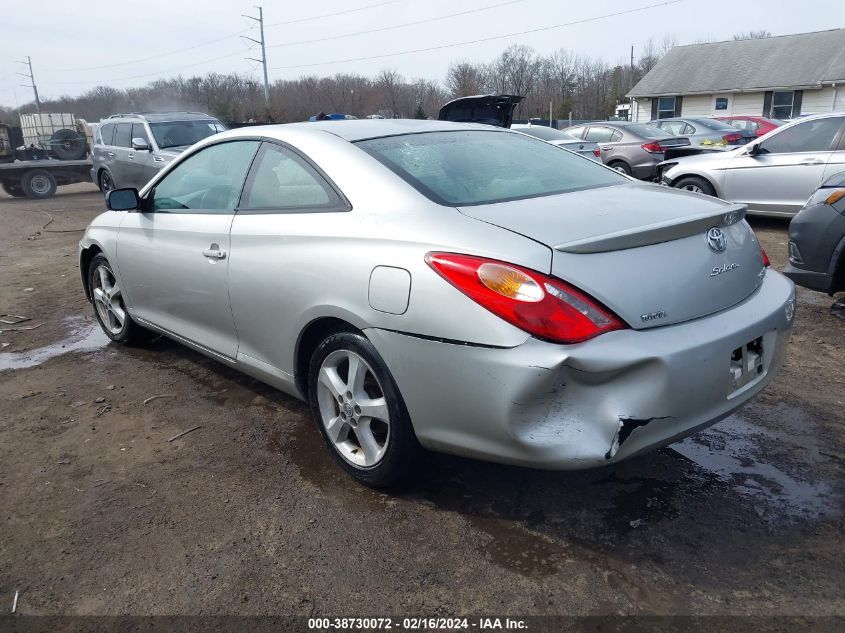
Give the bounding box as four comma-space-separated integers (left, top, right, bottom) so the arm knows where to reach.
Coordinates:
554, 204, 747, 254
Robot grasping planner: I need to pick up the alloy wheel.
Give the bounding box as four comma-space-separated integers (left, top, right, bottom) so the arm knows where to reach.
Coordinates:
101, 172, 114, 193
92, 264, 126, 335
316, 349, 390, 468
682, 183, 704, 193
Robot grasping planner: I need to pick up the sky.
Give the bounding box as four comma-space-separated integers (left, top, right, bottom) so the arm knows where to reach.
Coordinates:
0, 0, 841, 107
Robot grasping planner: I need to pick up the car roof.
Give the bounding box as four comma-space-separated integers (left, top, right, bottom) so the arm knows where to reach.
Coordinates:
228, 119, 502, 142
105, 111, 218, 123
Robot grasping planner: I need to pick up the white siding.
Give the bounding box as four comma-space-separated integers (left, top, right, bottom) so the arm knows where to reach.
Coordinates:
632, 98, 650, 122
730, 92, 765, 116
801, 86, 837, 114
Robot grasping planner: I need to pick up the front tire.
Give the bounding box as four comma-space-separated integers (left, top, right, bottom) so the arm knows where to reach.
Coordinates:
88, 253, 147, 345
99, 170, 115, 194
307, 331, 420, 488
2, 181, 26, 198
674, 175, 716, 196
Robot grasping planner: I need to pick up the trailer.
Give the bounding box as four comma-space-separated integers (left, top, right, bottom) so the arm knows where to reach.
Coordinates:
0, 159, 92, 199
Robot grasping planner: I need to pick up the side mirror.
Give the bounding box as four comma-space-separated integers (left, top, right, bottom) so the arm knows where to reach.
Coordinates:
746, 142, 761, 156
131, 137, 150, 151
106, 188, 141, 211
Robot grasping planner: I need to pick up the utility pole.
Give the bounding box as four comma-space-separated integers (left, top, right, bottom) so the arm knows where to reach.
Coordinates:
241, 6, 270, 106
16, 56, 41, 113
629, 45, 634, 120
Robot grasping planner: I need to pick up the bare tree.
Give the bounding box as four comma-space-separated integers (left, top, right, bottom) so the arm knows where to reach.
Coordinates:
445, 61, 485, 97
733, 30, 772, 40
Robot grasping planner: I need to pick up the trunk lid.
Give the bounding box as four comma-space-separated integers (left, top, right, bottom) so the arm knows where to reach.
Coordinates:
438, 95, 524, 128
458, 183, 765, 329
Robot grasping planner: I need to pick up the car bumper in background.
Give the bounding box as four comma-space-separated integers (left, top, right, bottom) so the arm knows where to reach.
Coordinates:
367, 270, 795, 470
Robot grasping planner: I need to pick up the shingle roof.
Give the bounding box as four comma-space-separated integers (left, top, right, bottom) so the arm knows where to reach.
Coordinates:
628, 29, 845, 97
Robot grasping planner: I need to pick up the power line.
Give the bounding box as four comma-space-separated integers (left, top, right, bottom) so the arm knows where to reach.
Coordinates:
42, 0, 404, 74
271, 0, 686, 70
264, 0, 402, 28
266, 0, 524, 50
16, 56, 40, 113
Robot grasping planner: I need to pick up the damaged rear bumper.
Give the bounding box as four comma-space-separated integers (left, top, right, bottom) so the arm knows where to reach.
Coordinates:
366, 270, 795, 470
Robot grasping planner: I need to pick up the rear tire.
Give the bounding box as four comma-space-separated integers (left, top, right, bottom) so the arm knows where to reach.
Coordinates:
21, 169, 57, 199
99, 170, 115, 194
307, 331, 421, 488
2, 181, 26, 198
608, 160, 632, 176
674, 176, 716, 197
88, 253, 148, 345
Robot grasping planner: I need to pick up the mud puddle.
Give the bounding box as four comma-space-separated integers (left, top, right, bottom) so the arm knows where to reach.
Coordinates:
0, 318, 110, 371
672, 411, 837, 522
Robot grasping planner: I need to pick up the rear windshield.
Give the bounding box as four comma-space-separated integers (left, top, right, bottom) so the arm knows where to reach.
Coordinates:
626, 123, 669, 139
149, 119, 227, 150
690, 118, 739, 131
357, 130, 624, 206
515, 126, 575, 142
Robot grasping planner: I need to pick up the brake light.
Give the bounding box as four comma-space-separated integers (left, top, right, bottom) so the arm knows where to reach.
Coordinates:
425, 253, 627, 344
641, 142, 664, 153
761, 248, 770, 267
593, 147, 601, 157
722, 133, 743, 143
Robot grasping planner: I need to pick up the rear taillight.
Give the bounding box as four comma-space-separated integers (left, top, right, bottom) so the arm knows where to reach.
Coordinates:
593, 147, 601, 157
641, 142, 663, 153
425, 253, 627, 344
761, 248, 770, 267
722, 133, 743, 144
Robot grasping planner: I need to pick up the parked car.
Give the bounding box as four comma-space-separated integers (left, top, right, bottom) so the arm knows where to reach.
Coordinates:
566, 121, 690, 179
91, 112, 227, 193
652, 117, 755, 147
510, 123, 601, 161
79, 120, 794, 487
783, 171, 845, 294
718, 115, 783, 138
660, 113, 845, 217
438, 94, 524, 128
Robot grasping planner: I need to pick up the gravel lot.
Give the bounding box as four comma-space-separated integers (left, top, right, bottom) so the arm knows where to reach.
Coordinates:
1, 183, 843, 616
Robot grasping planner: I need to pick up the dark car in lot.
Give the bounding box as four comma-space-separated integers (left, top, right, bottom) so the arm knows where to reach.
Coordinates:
783, 171, 845, 294
565, 121, 689, 179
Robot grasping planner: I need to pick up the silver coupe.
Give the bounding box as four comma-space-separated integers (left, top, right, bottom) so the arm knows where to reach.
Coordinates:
79, 120, 795, 487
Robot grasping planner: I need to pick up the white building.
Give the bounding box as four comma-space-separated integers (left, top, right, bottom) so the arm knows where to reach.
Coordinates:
627, 29, 845, 123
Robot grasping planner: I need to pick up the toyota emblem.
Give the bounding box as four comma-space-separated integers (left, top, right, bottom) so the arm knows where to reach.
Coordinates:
706, 227, 728, 253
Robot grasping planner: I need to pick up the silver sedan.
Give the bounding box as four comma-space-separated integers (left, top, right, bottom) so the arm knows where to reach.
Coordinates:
661, 113, 845, 217
79, 120, 795, 487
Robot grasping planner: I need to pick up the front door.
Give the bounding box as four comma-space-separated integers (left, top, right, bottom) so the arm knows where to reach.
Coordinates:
724, 116, 845, 214
126, 123, 159, 190
117, 140, 260, 358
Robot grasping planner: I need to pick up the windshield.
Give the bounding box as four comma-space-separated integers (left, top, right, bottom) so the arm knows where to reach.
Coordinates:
515, 126, 577, 142
357, 130, 625, 206
149, 120, 227, 150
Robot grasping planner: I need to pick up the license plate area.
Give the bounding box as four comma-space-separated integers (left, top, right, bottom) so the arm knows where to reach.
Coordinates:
729, 336, 764, 393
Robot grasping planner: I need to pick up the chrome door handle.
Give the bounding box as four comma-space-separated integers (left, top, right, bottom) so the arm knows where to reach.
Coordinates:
202, 248, 227, 260
799, 159, 824, 165
107, 151, 115, 157
153, 156, 164, 162
128, 154, 134, 160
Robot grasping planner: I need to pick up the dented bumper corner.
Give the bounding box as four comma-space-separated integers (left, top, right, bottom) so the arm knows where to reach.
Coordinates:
366, 270, 795, 470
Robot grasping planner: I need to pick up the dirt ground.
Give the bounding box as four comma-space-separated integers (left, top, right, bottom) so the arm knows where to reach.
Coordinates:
1, 183, 843, 617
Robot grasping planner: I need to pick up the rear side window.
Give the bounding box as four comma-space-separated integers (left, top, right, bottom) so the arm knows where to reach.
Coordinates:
357, 130, 625, 207
239, 143, 347, 212
760, 117, 844, 154
98, 123, 115, 145
585, 126, 614, 142
113, 123, 132, 148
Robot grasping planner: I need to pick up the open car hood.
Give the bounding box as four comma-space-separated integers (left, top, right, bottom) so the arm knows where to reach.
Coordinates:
438, 95, 524, 128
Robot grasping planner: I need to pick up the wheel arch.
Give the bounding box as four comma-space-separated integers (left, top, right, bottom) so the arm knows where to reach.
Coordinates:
79, 244, 104, 301
294, 316, 365, 397
669, 171, 720, 194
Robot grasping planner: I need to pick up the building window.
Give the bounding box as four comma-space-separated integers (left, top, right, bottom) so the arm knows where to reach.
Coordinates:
771, 91, 795, 119
657, 96, 676, 119
715, 97, 729, 110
